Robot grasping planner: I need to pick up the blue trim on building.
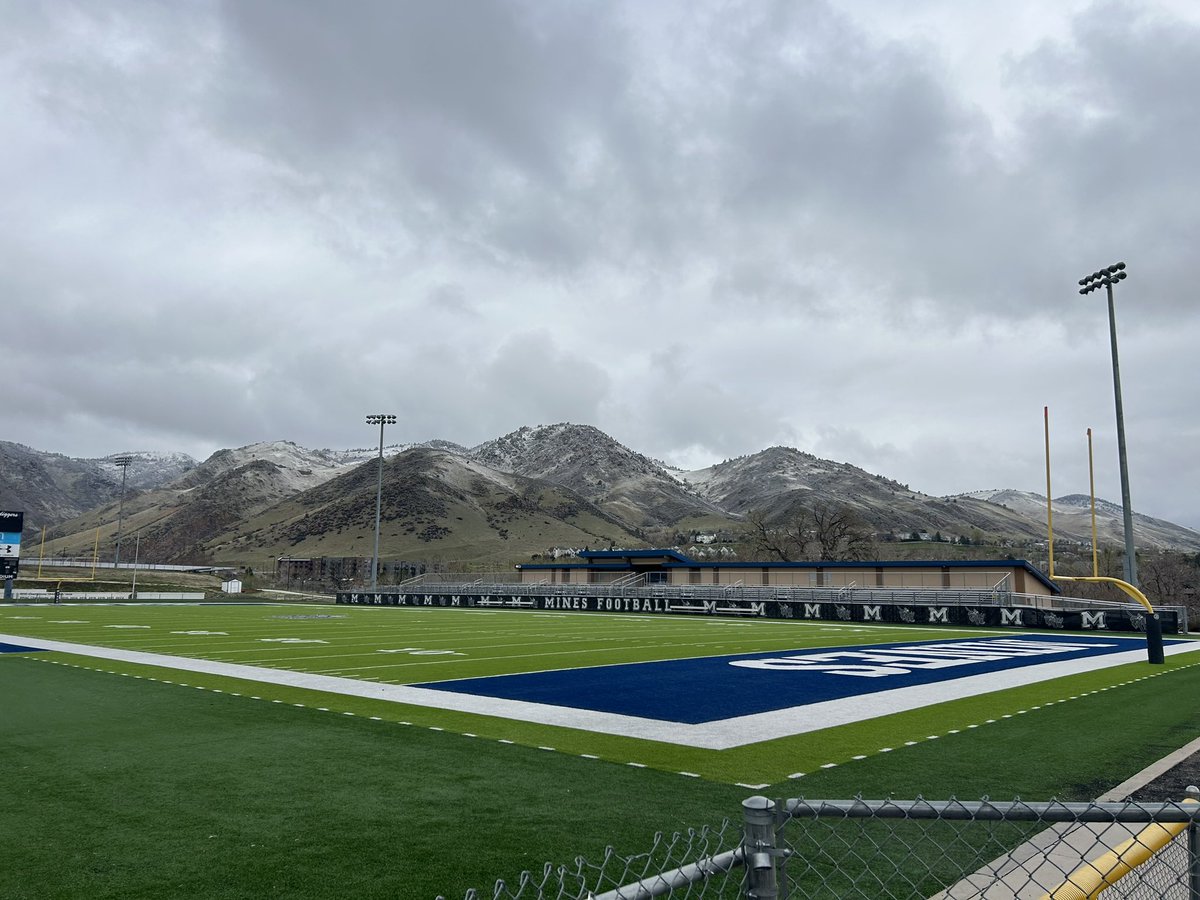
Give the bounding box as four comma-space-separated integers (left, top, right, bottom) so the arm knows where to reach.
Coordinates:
578, 548, 695, 563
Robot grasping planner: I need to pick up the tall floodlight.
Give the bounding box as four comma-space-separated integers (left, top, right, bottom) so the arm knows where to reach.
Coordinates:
112, 455, 133, 568
365, 414, 396, 591
1078, 262, 1138, 587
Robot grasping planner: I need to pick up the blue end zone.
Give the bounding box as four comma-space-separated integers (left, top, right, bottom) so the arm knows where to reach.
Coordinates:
417, 634, 1172, 724
0, 642, 47, 654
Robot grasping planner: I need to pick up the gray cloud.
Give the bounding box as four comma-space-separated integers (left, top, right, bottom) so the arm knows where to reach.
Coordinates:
4, 0, 1199, 530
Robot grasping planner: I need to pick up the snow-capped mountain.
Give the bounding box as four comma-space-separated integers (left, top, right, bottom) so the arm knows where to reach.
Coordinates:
10, 426, 1200, 564
681, 446, 1047, 542
469, 424, 725, 526
0, 442, 198, 531
683, 446, 909, 515
175, 441, 359, 494
954, 489, 1200, 551
96, 450, 198, 489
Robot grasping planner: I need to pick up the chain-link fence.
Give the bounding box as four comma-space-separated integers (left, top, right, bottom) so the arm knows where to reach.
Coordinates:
768, 795, 1200, 899
442, 789, 1200, 900
444, 821, 745, 900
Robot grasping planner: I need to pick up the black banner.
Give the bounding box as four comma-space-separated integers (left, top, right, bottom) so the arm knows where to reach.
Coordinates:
334, 590, 1180, 634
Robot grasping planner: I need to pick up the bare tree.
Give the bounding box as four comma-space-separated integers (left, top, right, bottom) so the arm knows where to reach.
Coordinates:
1054, 547, 1200, 613
1139, 550, 1199, 609
810, 502, 876, 560
742, 502, 874, 562
742, 508, 810, 561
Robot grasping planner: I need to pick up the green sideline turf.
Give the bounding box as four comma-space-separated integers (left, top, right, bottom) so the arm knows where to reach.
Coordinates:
4, 653, 1199, 899
0, 656, 744, 899
3, 604, 1199, 897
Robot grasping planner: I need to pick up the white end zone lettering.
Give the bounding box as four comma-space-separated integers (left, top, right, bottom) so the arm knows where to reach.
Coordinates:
730, 639, 1116, 677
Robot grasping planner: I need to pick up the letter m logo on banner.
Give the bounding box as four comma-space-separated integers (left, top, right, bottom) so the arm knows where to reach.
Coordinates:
928, 607, 949, 624
862, 605, 882, 621
1082, 611, 1108, 630
1001, 609, 1023, 626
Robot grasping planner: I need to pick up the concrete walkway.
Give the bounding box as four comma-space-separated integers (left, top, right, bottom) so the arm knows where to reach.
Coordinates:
934, 736, 1200, 898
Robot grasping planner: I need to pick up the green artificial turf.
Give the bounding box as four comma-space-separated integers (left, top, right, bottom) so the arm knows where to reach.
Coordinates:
2, 604, 1196, 786
1, 656, 745, 899
3, 603, 1199, 898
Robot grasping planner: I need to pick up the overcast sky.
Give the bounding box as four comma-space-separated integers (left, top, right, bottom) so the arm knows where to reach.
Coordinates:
5, 0, 1199, 528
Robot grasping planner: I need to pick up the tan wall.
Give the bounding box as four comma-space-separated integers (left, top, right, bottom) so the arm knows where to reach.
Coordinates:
770, 566, 1048, 594
520, 564, 1052, 596
683, 565, 1050, 595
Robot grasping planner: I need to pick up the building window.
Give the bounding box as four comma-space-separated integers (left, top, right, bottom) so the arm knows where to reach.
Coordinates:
761, 567, 770, 586
689, 568, 701, 585
561, 568, 571, 584
712, 568, 720, 585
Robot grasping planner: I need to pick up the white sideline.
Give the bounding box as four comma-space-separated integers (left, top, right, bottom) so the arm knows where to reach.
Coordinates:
4, 633, 1198, 750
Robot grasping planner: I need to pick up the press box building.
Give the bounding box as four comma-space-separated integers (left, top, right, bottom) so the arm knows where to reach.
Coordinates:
515, 549, 1059, 597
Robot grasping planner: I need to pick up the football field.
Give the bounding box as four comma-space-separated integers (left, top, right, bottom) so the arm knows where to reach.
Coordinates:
3, 602, 1200, 898
3, 602, 1199, 786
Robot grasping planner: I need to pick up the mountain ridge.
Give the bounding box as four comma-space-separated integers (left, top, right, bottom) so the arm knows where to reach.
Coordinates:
7, 425, 1200, 564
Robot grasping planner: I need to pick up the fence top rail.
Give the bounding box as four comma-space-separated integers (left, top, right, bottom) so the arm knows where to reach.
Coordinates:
378, 581, 1020, 598
779, 795, 1200, 823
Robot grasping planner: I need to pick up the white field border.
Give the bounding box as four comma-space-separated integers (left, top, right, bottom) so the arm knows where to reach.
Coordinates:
4, 632, 1198, 750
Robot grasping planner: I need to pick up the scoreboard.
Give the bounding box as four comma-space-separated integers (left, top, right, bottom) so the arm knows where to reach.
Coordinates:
0, 510, 23, 578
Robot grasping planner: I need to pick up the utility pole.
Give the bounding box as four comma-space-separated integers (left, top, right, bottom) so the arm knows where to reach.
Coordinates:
1078, 262, 1138, 587
112, 455, 133, 568
365, 414, 396, 592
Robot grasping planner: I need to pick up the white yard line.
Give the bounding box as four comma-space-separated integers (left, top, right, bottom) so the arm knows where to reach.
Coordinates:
5, 632, 1197, 750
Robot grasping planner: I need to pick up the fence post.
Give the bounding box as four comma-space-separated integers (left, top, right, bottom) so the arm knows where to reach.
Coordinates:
742, 795, 778, 900
1187, 785, 1200, 900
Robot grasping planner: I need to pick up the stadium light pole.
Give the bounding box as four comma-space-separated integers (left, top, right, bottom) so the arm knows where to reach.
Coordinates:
1077, 262, 1138, 587
112, 455, 133, 568
365, 414, 396, 592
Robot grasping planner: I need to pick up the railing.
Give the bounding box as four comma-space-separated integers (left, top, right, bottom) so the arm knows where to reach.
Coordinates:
358, 578, 1188, 630
400, 571, 524, 587
374, 579, 1038, 608
610, 573, 646, 588
10, 590, 207, 601
16, 557, 223, 573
